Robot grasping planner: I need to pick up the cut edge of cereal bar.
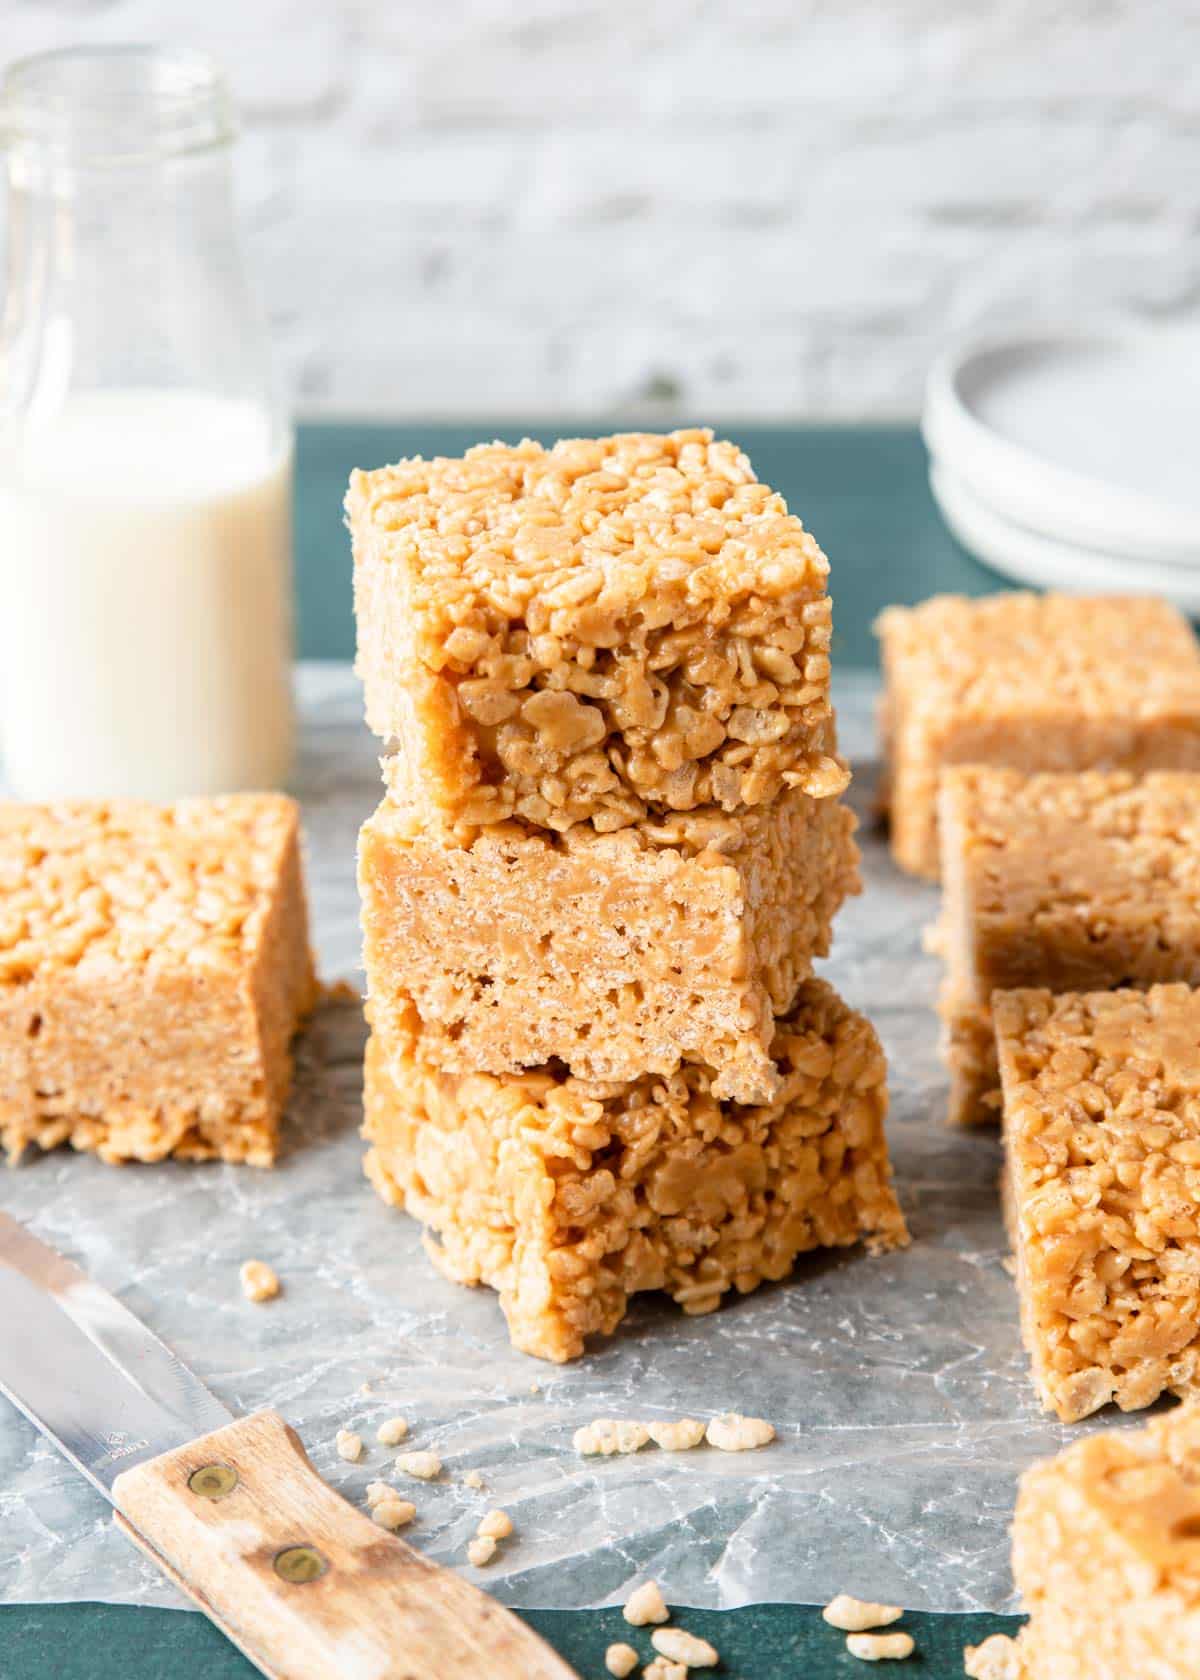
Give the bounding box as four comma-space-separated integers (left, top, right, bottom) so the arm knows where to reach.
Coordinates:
995, 983, 1200, 1422
0, 794, 318, 1167
938, 983, 1001, 1129
360, 784, 860, 1105
362, 977, 908, 1363
876, 593, 1200, 880
938, 766, 1200, 1126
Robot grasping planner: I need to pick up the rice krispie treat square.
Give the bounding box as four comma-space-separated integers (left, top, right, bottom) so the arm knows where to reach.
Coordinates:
997, 1404, 1200, 1680
349, 429, 846, 836
876, 592, 1200, 880
363, 978, 908, 1362
359, 787, 859, 1106
995, 984, 1200, 1422
938, 768, 1200, 1126
0, 795, 317, 1166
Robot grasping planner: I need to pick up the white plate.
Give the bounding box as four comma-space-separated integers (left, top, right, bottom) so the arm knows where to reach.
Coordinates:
923, 326, 1200, 568
930, 459, 1200, 615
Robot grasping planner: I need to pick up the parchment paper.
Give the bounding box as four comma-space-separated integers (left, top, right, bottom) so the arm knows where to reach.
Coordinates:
0, 666, 1135, 1614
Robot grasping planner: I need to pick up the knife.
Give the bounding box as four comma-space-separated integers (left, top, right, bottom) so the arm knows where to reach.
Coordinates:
0, 1211, 579, 1680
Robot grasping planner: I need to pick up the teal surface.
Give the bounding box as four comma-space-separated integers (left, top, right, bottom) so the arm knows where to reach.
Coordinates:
3, 422, 1019, 1678
0, 1601, 1020, 1677
294, 421, 1005, 665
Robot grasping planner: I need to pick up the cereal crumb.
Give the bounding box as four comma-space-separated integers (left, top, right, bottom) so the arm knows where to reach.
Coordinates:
623, 1580, 670, 1626
239, 1259, 279, 1303
372, 1497, 416, 1531
651, 1627, 720, 1668
335, 1429, 363, 1463
395, 1449, 442, 1481
463, 1468, 485, 1489
573, 1418, 651, 1456
646, 1418, 706, 1453
605, 1643, 639, 1678
643, 1660, 686, 1680
705, 1412, 775, 1451
1000, 1256, 1017, 1279
376, 1415, 409, 1446
364, 1481, 393, 1507
846, 1631, 915, 1662
529, 1380, 541, 1393
467, 1534, 497, 1567
964, 1634, 1023, 1679
476, 1509, 513, 1540
822, 1595, 904, 1632
360, 1380, 373, 1396
321, 977, 361, 1004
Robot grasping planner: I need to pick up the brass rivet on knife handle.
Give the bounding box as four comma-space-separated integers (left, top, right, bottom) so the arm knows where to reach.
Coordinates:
189, 1463, 239, 1501
112, 1410, 582, 1680
273, 1544, 327, 1585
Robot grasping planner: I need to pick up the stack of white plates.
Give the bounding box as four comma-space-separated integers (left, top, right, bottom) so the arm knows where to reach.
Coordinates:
922, 325, 1200, 611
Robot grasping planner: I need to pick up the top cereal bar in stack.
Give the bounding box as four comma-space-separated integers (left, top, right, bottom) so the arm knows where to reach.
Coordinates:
348, 429, 846, 835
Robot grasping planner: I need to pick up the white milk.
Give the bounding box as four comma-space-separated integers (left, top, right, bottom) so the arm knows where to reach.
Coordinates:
0, 389, 295, 800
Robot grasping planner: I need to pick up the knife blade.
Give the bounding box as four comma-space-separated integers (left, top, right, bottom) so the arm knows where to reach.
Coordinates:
0, 1211, 579, 1680
0, 1212, 233, 1494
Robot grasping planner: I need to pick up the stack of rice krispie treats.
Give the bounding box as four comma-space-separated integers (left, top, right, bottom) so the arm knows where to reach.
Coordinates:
350, 429, 907, 1361
879, 591, 1200, 1423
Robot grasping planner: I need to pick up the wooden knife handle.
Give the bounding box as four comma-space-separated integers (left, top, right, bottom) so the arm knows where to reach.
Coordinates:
111, 1409, 579, 1680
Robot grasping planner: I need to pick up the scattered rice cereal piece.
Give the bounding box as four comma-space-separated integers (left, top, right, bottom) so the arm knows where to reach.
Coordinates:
705, 1412, 775, 1451
376, 1415, 409, 1446
623, 1581, 670, 1626
846, 1631, 915, 1662
476, 1509, 513, 1540
395, 1449, 442, 1480
605, 1644, 639, 1678
646, 1418, 706, 1452
963, 1634, 1023, 1679
239, 1259, 279, 1303
467, 1534, 497, 1567
822, 1595, 904, 1632
643, 1660, 686, 1680
463, 1468, 485, 1489
364, 1481, 393, 1507
372, 1497, 416, 1531
335, 1429, 363, 1463
651, 1627, 719, 1668
573, 1419, 651, 1456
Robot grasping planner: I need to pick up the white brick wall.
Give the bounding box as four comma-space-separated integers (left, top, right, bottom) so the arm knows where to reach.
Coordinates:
3, 0, 1198, 419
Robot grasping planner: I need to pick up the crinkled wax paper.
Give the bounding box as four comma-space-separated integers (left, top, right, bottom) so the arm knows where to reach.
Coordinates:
0, 667, 1135, 1614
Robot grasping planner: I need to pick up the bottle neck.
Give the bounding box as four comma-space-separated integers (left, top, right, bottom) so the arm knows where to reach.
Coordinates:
0, 48, 282, 439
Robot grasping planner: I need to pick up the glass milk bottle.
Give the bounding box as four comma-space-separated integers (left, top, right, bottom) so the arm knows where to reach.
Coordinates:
0, 46, 294, 800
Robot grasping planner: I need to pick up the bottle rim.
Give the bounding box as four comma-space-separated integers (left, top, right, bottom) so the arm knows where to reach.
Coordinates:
0, 44, 236, 165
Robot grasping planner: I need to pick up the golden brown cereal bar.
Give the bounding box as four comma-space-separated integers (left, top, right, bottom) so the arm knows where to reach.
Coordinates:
1003, 1403, 1200, 1679
359, 786, 859, 1105
876, 593, 1200, 880
995, 983, 1200, 1421
363, 978, 907, 1362
0, 794, 317, 1165
349, 429, 845, 837
938, 767, 1200, 1125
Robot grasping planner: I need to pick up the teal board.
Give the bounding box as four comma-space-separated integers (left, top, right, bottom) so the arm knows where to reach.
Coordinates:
0, 1601, 1021, 1678
293, 421, 1005, 667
